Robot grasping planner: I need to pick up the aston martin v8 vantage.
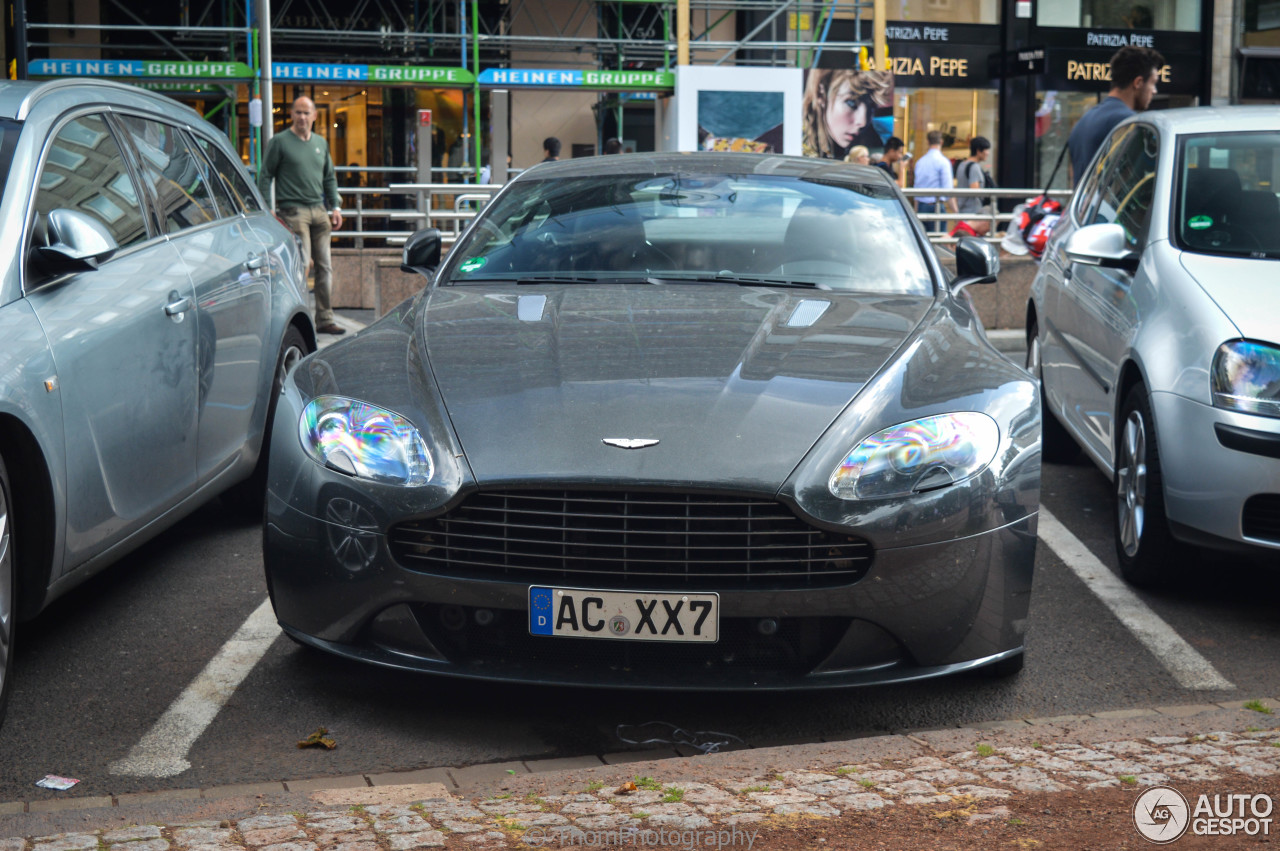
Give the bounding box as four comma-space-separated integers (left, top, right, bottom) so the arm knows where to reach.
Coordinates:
263, 153, 1040, 689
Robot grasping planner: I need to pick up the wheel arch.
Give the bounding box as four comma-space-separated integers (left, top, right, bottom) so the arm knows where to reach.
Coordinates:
289, 311, 317, 356
0, 414, 56, 620
1114, 358, 1149, 448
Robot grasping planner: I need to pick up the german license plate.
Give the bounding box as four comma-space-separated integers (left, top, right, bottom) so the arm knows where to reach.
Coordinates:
529, 586, 718, 643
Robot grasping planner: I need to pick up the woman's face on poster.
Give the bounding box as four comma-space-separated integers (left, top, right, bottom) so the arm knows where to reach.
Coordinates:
824, 79, 868, 148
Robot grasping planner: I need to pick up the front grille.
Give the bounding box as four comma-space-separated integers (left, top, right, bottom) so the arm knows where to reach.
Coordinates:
1243, 494, 1280, 543
415, 603, 851, 677
388, 490, 873, 590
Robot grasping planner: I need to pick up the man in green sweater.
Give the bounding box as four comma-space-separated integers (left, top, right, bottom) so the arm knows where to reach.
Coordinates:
258, 96, 346, 335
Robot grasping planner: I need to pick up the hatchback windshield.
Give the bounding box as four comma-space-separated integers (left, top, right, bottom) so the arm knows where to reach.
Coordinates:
443, 172, 934, 295
1177, 132, 1280, 258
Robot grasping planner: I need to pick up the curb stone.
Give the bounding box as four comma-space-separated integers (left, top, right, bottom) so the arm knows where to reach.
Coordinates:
4, 703, 1280, 846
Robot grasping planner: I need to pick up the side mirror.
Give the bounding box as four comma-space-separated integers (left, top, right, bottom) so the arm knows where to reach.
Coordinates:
401, 227, 443, 276
32, 208, 119, 274
1064, 223, 1140, 273
951, 236, 1000, 295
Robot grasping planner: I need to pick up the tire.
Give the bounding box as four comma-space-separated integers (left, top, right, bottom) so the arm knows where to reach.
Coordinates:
1026, 322, 1079, 463
1114, 383, 1176, 587
229, 325, 310, 516
0, 454, 15, 728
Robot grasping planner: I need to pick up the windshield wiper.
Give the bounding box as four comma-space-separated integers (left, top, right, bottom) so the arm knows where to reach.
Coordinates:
655, 274, 822, 289
515, 275, 602, 284
516, 276, 669, 285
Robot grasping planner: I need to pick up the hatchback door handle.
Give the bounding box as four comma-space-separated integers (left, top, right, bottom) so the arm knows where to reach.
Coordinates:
244, 254, 267, 271
164, 296, 192, 316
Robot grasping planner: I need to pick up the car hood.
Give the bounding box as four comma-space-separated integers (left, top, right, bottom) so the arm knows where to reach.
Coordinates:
1179, 253, 1280, 342
422, 285, 933, 487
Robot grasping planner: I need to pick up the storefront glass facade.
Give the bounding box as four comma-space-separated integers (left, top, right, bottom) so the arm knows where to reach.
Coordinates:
1038, 0, 1201, 31
895, 88, 999, 177
884, 0, 1000, 25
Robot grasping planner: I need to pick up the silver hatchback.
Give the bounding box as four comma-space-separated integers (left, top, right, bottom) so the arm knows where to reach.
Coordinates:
1027, 106, 1280, 585
0, 79, 314, 724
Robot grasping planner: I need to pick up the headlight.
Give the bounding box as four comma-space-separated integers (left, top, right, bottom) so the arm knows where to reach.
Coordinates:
299, 395, 433, 486
1211, 340, 1280, 418
829, 413, 1000, 499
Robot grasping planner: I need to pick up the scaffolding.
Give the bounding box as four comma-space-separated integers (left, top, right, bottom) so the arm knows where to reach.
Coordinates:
17, 0, 875, 74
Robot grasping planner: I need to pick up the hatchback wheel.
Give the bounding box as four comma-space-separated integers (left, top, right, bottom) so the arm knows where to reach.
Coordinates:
1115, 383, 1176, 586
0, 454, 15, 728
1026, 322, 1079, 462
230, 325, 311, 516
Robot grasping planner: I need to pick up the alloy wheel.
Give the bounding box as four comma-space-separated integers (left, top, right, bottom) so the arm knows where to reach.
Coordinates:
0, 470, 11, 701
1116, 409, 1148, 558
278, 344, 305, 394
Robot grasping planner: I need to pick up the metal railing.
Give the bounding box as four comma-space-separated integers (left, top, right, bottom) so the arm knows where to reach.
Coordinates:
327, 182, 1074, 249
327, 182, 502, 247
903, 187, 1074, 243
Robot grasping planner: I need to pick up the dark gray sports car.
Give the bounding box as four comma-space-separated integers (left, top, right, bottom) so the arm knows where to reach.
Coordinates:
263, 153, 1041, 689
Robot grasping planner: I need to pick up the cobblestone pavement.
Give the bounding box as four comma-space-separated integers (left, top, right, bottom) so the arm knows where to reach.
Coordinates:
4, 702, 1280, 848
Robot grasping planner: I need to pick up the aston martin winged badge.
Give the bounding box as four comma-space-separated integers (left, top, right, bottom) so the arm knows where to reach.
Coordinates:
602, 438, 660, 449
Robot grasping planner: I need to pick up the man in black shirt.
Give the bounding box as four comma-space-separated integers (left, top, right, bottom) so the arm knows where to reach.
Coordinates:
1067, 46, 1165, 186
875, 136, 905, 183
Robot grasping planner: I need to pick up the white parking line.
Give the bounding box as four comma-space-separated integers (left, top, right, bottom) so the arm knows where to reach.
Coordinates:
108, 599, 281, 778
1037, 507, 1235, 692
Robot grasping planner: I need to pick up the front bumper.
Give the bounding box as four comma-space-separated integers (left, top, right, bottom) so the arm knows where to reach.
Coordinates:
265, 487, 1036, 689
1152, 391, 1280, 552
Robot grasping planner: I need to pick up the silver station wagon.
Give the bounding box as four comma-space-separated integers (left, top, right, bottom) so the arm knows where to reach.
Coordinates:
1027, 106, 1280, 586
0, 79, 314, 725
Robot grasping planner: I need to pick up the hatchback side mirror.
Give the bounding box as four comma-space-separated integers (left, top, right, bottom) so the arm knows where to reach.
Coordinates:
31, 208, 119, 274
1064, 223, 1140, 273
951, 236, 1000, 295
401, 228, 443, 276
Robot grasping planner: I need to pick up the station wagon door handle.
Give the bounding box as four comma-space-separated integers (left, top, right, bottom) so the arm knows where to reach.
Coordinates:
244, 254, 267, 271
164, 295, 192, 316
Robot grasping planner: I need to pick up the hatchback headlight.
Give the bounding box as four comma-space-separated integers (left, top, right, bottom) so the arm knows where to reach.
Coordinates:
1211, 341, 1280, 418
829, 413, 1000, 499
299, 395, 433, 486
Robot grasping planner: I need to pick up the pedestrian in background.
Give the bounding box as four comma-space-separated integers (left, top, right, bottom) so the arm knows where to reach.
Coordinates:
847, 145, 871, 165
912, 130, 954, 233
876, 136, 906, 185
258, 96, 345, 335
603, 137, 623, 154
1067, 45, 1165, 186
542, 137, 561, 162
954, 136, 993, 236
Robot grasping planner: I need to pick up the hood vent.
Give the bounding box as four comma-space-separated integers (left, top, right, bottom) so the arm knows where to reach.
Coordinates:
786, 299, 830, 328
517, 294, 547, 322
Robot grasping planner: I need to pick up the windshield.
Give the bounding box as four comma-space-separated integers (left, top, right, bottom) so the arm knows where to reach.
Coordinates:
1176, 132, 1280, 259
442, 171, 934, 295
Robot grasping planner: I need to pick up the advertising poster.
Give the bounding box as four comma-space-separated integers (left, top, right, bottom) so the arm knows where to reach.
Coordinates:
673, 67, 803, 154
801, 68, 895, 160
697, 90, 785, 153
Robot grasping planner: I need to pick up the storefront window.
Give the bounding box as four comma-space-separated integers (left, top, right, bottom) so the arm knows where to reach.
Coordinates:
895, 88, 998, 184
1032, 90, 1197, 190
1243, 0, 1280, 45
883, 0, 999, 25
1037, 0, 1199, 31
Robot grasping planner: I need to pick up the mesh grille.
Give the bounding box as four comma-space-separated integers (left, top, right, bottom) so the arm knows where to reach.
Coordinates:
1243, 494, 1280, 543
388, 490, 873, 590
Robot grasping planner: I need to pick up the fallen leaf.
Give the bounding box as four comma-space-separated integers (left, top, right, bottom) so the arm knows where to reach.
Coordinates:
615, 780, 637, 795
298, 727, 337, 749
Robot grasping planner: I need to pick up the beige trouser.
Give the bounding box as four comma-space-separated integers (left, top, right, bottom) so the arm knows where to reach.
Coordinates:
280, 204, 334, 325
